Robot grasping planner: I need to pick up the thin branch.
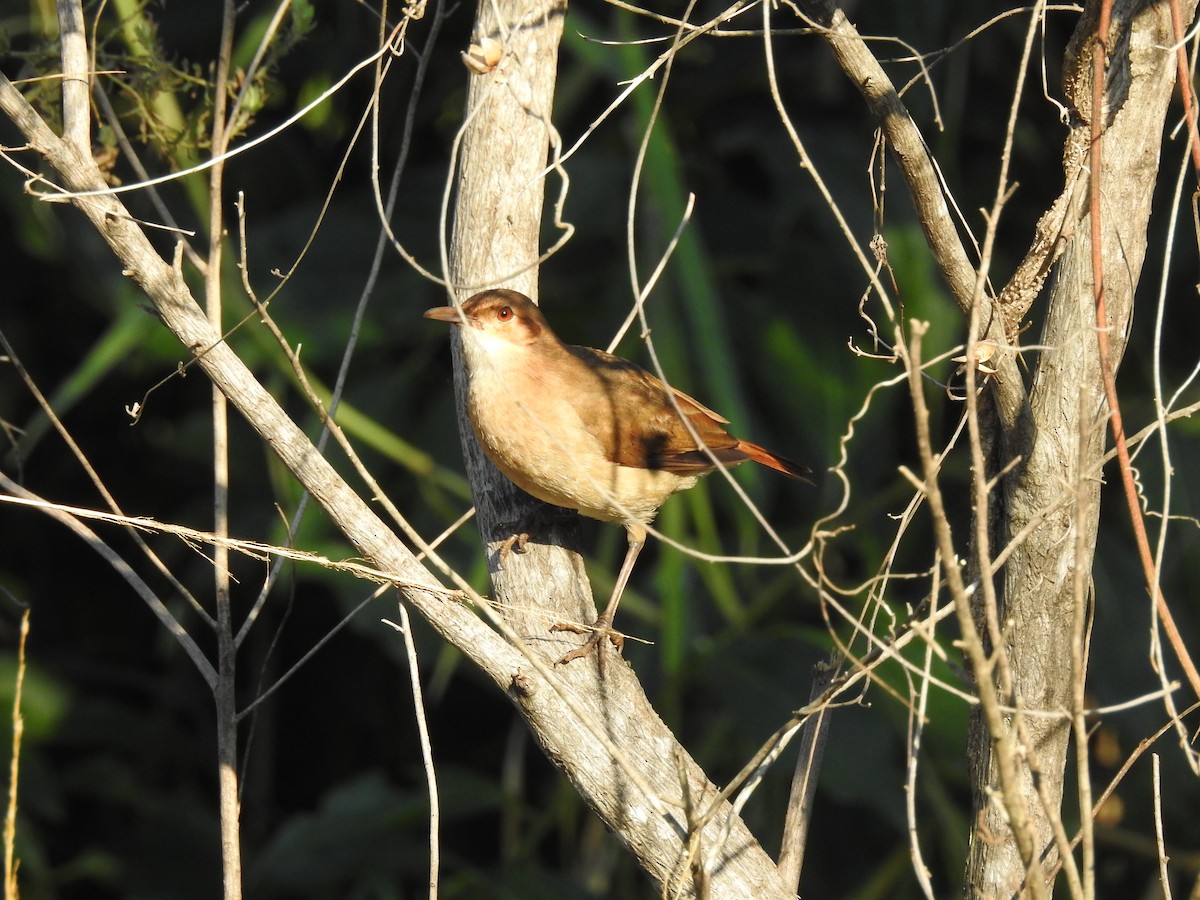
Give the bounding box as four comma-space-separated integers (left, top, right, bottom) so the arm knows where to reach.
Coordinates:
0, 474, 218, 686
0, 325, 212, 626
776, 655, 839, 891
1071, 391, 1097, 898
1152, 754, 1174, 900
205, 1, 243, 894
385, 603, 440, 900
0, 491, 459, 595
963, 0, 1041, 731
904, 583, 939, 900
3, 610, 29, 900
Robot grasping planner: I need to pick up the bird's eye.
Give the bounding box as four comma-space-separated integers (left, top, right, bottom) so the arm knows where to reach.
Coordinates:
497, 306, 513, 321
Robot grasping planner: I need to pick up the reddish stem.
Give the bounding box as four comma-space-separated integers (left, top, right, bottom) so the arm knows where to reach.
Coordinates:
1090, 0, 1200, 700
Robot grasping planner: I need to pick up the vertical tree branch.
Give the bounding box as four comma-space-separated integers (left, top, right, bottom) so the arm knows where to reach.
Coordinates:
55, 0, 90, 152
445, 0, 594, 645
1091, 0, 1200, 704
904, 321, 1046, 900
437, 1, 796, 895
207, 3, 242, 896
3, 611, 29, 900
970, 1, 1189, 892
776, 656, 837, 891
788, 0, 1193, 891
391, 604, 440, 900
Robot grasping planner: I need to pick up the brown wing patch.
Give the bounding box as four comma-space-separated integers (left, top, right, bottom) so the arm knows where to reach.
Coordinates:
562, 344, 747, 473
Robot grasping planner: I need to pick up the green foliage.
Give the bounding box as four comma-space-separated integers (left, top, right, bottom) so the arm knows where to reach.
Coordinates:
0, 652, 68, 743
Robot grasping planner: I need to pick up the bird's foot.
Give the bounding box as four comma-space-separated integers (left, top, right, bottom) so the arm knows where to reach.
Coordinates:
496, 530, 530, 564
497, 504, 576, 565
551, 616, 625, 675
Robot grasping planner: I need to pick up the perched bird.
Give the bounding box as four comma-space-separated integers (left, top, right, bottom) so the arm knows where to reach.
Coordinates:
425, 289, 808, 671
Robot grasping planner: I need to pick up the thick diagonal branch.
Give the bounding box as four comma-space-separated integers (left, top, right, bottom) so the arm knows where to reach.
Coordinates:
795, 0, 1026, 432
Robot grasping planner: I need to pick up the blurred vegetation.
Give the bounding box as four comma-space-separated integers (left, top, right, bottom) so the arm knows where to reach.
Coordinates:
1, 1, 1198, 897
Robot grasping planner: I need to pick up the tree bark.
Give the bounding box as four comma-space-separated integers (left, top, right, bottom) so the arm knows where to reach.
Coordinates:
966, 1, 1189, 894
446, 0, 595, 656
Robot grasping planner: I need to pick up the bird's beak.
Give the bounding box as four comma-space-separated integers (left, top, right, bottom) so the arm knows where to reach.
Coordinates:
423, 306, 468, 326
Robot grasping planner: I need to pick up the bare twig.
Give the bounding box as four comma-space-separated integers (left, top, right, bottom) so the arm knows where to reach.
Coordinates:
208, 0, 242, 893
1152, 754, 1174, 900
0, 326, 212, 625
776, 655, 839, 891
386, 604, 441, 900
3, 610, 29, 900
904, 583, 939, 900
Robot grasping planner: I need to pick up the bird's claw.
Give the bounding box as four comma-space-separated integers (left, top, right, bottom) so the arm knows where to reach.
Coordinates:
551, 618, 624, 675
497, 530, 531, 564
497, 504, 575, 565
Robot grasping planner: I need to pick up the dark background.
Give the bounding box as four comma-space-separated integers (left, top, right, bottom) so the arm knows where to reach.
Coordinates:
2, 1, 1198, 897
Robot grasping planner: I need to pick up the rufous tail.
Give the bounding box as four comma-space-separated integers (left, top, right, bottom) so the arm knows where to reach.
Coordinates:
737, 440, 812, 481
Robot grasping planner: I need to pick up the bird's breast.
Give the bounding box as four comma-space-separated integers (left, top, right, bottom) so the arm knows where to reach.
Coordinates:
462, 350, 693, 526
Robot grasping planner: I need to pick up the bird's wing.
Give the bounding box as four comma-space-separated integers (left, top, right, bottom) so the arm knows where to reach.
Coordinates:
563, 344, 748, 474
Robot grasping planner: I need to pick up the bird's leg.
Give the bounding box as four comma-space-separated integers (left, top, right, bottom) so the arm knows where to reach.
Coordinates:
553, 525, 645, 675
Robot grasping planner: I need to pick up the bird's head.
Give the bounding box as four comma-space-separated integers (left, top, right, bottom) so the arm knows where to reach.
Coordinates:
423, 290, 550, 354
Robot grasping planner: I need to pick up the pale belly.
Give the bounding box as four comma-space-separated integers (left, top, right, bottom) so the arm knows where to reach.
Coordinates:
466, 379, 696, 526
